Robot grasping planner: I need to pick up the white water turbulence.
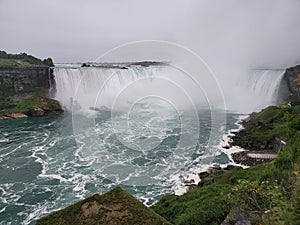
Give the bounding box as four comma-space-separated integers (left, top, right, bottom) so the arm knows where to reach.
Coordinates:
224, 69, 285, 113
53, 64, 220, 195
51, 64, 286, 197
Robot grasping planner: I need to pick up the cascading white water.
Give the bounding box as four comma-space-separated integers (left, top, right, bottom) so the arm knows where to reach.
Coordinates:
223, 69, 285, 112
53, 65, 285, 113
247, 69, 285, 105
54, 65, 158, 112
53, 64, 210, 113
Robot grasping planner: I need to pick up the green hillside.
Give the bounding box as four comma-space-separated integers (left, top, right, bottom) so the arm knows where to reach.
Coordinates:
0, 51, 53, 68
152, 105, 300, 225
36, 187, 170, 225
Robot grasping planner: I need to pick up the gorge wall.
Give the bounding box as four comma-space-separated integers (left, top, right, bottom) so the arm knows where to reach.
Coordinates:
0, 51, 62, 118
0, 67, 55, 98
278, 65, 300, 105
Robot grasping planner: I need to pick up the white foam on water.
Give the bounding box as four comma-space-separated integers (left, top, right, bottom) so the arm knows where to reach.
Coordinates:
0, 206, 6, 213
0, 138, 9, 143
218, 114, 250, 168
23, 202, 49, 225
38, 174, 68, 183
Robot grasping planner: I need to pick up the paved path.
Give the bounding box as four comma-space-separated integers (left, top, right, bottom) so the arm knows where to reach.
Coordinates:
247, 153, 277, 159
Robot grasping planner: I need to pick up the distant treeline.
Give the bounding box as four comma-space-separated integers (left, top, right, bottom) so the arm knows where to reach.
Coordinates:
0, 50, 54, 67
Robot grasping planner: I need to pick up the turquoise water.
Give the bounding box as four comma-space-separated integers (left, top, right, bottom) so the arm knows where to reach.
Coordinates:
0, 110, 240, 225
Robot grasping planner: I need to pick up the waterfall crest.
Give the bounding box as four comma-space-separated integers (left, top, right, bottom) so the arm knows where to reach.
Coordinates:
247, 70, 285, 105
53, 65, 285, 113
223, 69, 285, 112
53, 66, 158, 111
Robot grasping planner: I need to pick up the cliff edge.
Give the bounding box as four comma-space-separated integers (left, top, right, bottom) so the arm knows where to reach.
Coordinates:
0, 51, 62, 119
278, 64, 300, 105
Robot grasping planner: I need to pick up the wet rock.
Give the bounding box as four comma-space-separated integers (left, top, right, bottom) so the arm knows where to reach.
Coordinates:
198, 177, 214, 187
187, 184, 199, 191
224, 165, 242, 171
0, 115, 12, 120
6, 113, 28, 119
208, 166, 222, 175
198, 171, 209, 180
30, 107, 44, 116
184, 179, 195, 185
222, 145, 230, 149
81, 63, 90, 67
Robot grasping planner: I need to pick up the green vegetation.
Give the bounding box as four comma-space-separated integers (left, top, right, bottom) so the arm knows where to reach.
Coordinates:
152, 184, 231, 225
0, 88, 61, 116
152, 105, 300, 225
36, 186, 170, 225
233, 105, 300, 151
247, 105, 299, 141
0, 50, 54, 68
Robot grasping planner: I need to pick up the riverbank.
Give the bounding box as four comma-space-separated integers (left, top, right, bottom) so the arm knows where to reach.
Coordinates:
35, 104, 300, 224
152, 104, 300, 224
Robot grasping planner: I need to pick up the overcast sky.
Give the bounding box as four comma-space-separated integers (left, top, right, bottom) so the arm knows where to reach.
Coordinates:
1, 0, 300, 69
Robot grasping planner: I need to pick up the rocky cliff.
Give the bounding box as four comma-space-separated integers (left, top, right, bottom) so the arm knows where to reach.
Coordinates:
0, 67, 55, 98
0, 51, 61, 118
278, 65, 300, 105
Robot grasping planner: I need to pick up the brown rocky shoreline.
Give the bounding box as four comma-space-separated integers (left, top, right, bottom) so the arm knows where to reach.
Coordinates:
185, 109, 283, 190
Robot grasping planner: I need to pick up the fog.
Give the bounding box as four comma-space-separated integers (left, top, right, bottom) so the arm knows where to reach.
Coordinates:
1, 0, 299, 112
0, 0, 299, 69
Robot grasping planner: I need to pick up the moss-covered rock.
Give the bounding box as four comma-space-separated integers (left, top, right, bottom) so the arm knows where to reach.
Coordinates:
36, 187, 170, 225
0, 95, 63, 119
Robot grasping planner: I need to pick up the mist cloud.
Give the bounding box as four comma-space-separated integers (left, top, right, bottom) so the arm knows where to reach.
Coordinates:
0, 0, 299, 70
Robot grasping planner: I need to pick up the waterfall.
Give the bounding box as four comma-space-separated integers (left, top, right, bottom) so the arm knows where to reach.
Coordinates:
53, 65, 286, 113
223, 69, 285, 112
247, 70, 285, 104
53, 65, 159, 112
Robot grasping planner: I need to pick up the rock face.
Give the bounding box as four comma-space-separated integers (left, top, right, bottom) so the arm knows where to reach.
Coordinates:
0, 67, 55, 97
30, 107, 44, 116
278, 65, 300, 105
0, 55, 62, 118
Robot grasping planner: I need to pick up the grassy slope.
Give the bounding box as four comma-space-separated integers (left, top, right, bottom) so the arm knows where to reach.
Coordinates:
152, 105, 300, 225
36, 187, 170, 225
